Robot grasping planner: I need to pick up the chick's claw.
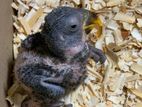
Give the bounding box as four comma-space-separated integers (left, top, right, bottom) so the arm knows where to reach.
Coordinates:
89, 45, 106, 64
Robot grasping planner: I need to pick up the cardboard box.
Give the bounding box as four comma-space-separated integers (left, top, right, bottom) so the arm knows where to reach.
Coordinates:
0, 0, 13, 107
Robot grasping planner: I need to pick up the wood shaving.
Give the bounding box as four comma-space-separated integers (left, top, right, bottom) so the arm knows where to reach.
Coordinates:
8, 0, 142, 107
114, 12, 136, 23
137, 18, 142, 28
128, 88, 142, 99
130, 63, 142, 75
131, 28, 142, 42
107, 0, 125, 7
135, 102, 142, 107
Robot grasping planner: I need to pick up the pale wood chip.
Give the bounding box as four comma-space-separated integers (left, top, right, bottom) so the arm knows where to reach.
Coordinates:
18, 17, 31, 35
137, 18, 142, 28
135, 102, 142, 107
72, 0, 80, 5
107, 0, 125, 7
87, 65, 103, 81
114, 12, 136, 23
28, 7, 44, 28
111, 73, 126, 92
11, 2, 19, 10
24, 8, 36, 21
129, 88, 142, 99
131, 28, 142, 42
92, 0, 106, 10
126, 74, 140, 82
130, 63, 142, 75
135, 6, 142, 14
107, 20, 119, 31
32, 15, 45, 32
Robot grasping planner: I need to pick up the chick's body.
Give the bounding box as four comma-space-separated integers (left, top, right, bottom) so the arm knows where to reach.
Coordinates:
14, 7, 106, 107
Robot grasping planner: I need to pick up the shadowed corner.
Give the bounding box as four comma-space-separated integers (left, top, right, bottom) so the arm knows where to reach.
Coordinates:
6, 58, 14, 107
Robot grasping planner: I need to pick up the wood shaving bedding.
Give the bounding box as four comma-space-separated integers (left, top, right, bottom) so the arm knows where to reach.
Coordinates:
7, 0, 142, 107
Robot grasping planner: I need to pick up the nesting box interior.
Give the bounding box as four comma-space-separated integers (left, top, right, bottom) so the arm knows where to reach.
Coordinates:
0, 0, 13, 107
1, 0, 142, 107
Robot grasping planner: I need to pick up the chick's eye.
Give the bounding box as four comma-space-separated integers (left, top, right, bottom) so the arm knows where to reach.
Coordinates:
71, 25, 77, 29
65, 15, 80, 32
69, 24, 78, 31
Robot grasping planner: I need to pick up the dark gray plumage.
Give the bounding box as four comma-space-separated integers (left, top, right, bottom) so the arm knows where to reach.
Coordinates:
14, 6, 106, 107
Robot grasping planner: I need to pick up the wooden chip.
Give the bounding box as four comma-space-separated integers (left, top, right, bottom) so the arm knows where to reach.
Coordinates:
11, 2, 18, 10
135, 102, 142, 107
13, 22, 24, 33
33, 0, 46, 6
138, 49, 142, 58
107, 20, 119, 30
17, 0, 29, 9
137, 18, 142, 28
18, 17, 31, 35
111, 73, 126, 91
13, 44, 19, 59
130, 63, 142, 75
13, 36, 21, 44
135, 7, 142, 14
31, 15, 45, 32
72, 0, 80, 5
46, 0, 60, 8
24, 8, 36, 21
29, 1, 39, 10
113, 29, 123, 44
114, 12, 136, 23
122, 22, 133, 31
81, 0, 91, 10
17, 33, 27, 40
92, 0, 106, 10
106, 101, 113, 107
96, 102, 106, 107
28, 7, 44, 28
131, 28, 142, 42
105, 46, 119, 65
86, 81, 96, 96
105, 30, 115, 45
129, 88, 142, 99
87, 65, 103, 82
126, 74, 140, 82
107, 0, 124, 7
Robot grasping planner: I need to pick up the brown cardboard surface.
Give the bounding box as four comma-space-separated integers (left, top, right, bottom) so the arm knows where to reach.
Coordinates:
0, 0, 13, 107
